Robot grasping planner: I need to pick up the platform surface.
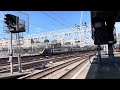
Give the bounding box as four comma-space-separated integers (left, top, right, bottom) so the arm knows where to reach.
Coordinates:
0, 72, 29, 79
76, 52, 120, 79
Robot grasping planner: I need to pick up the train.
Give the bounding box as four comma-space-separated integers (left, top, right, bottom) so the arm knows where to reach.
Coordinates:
39, 46, 97, 55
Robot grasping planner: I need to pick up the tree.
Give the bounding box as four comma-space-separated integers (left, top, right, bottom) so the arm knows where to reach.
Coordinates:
35, 41, 40, 43
65, 42, 71, 45
44, 39, 49, 43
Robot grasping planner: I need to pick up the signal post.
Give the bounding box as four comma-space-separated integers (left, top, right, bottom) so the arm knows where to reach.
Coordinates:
4, 14, 25, 74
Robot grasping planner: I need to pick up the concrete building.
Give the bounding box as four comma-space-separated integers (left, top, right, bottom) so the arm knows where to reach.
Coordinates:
50, 39, 63, 48
0, 38, 33, 49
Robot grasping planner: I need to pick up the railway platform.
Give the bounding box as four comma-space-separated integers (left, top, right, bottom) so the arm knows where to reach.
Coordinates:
0, 72, 30, 79
75, 52, 120, 79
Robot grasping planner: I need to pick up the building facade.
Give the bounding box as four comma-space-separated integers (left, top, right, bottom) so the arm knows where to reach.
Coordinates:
0, 38, 33, 49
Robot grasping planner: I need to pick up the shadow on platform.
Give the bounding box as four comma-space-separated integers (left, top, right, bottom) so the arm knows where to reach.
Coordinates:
85, 55, 120, 79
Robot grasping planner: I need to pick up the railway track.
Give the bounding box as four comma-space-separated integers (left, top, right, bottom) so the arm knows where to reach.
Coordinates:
18, 53, 93, 79
0, 52, 93, 73
58, 58, 90, 79
0, 52, 85, 66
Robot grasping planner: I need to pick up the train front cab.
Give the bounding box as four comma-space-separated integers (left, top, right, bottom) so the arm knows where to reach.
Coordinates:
40, 48, 51, 56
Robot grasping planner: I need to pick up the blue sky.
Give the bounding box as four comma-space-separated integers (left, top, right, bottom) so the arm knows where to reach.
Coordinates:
0, 11, 120, 43
0, 11, 90, 37
22, 11, 91, 34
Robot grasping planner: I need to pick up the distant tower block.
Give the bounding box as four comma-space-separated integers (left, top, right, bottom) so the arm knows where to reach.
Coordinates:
103, 45, 108, 54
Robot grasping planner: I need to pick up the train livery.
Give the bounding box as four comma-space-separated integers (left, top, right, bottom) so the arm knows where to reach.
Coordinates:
39, 46, 96, 55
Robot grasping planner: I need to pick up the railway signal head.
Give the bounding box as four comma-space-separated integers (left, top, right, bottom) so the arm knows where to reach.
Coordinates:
4, 14, 19, 32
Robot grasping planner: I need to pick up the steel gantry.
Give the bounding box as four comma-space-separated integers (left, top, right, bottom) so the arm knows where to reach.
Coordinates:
24, 25, 93, 46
